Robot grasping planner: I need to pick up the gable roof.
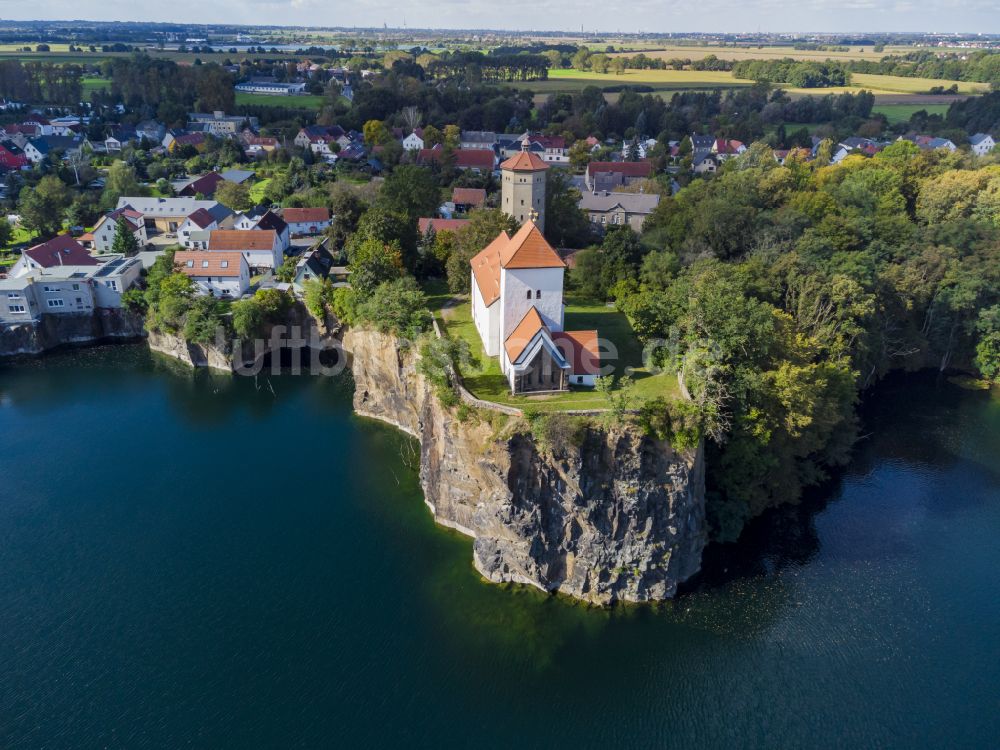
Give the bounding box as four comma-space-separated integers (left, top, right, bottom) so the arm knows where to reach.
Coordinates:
180, 172, 225, 196
504, 306, 548, 362
185, 208, 217, 229
254, 210, 287, 234
24, 235, 97, 267
578, 191, 660, 213
500, 149, 549, 172
418, 217, 471, 234
470, 231, 509, 306
586, 160, 653, 178
452, 187, 486, 206
208, 230, 277, 251
283, 207, 331, 224
499, 221, 564, 269
175, 251, 246, 278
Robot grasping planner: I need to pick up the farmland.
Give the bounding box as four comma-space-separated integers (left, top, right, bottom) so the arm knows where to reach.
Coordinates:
516, 68, 987, 106
235, 92, 326, 109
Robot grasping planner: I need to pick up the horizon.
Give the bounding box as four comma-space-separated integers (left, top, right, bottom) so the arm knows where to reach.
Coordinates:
2, 8, 1000, 36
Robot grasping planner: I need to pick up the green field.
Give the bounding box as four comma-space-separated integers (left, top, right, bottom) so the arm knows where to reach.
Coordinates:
438, 298, 677, 412
517, 68, 986, 106
249, 178, 271, 203
81, 77, 111, 97
235, 92, 326, 109
873, 103, 951, 124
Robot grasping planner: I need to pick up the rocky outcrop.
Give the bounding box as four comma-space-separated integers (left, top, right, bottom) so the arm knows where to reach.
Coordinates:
343, 327, 707, 605
0, 309, 145, 358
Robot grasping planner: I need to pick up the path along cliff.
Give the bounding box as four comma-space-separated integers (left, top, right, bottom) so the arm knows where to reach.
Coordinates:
343, 326, 707, 605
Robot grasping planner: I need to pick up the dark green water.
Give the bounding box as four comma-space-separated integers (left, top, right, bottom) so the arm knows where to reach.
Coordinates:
1, 346, 998, 749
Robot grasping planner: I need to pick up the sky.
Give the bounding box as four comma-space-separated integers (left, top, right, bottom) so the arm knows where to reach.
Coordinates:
3, 0, 1000, 34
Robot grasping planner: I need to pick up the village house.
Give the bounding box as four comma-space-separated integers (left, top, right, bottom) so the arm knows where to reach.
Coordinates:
178, 172, 227, 197
242, 132, 279, 156
584, 160, 653, 192
452, 187, 487, 213
578, 191, 660, 232
401, 128, 425, 151
9, 235, 99, 278
187, 111, 257, 135
460, 131, 498, 150
23, 135, 83, 164
690, 134, 716, 161
89, 207, 148, 253
970, 133, 996, 157
693, 154, 719, 174
902, 134, 957, 152
291, 245, 335, 294
417, 146, 496, 173
282, 207, 331, 236
175, 251, 250, 298
470, 220, 600, 393
418, 218, 471, 235
207, 229, 283, 271
178, 205, 235, 248
233, 209, 290, 251
116, 197, 223, 235
165, 131, 208, 153
0, 140, 29, 170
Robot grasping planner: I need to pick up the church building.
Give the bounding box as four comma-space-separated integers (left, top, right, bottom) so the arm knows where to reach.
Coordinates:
470, 220, 600, 394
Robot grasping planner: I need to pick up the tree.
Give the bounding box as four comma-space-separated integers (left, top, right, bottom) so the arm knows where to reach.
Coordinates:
347, 237, 403, 295
18, 175, 71, 238
377, 165, 441, 225
215, 180, 253, 212
363, 119, 391, 146
544, 169, 592, 248
111, 217, 139, 255
0, 217, 12, 247
101, 161, 145, 209
444, 209, 519, 293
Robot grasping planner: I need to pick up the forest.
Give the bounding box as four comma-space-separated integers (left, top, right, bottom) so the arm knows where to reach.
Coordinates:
570, 141, 1000, 540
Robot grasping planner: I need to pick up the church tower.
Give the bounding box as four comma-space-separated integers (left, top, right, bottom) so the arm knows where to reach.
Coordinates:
500, 138, 549, 232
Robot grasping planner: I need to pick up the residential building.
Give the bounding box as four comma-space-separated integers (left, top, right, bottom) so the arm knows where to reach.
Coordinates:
578, 191, 660, 231
970, 133, 996, 157
452, 187, 487, 212
175, 251, 250, 298
500, 147, 548, 232
584, 160, 653, 192
23, 135, 83, 163
291, 245, 335, 294
178, 172, 227, 197
116, 197, 222, 234
902, 134, 957, 152
233, 209, 290, 251
690, 134, 715, 161
469, 220, 599, 392
0, 141, 29, 170
207, 229, 282, 270
178, 206, 234, 248
187, 111, 257, 135
417, 147, 496, 173
402, 129, 425, 151
91, 208, 148, 253
283, 207, 331, 236
693, 154, 719, 174
418, 218, 471, 234
9, 235, 99, 278
460, 131, 497, 150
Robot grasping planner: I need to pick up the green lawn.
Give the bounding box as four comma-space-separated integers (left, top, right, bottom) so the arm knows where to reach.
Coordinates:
249, 178, 271, 203
235, 92, 326, 109
81, 77, 110, 97
437, 297, 677, 412
873, 103, 951, 124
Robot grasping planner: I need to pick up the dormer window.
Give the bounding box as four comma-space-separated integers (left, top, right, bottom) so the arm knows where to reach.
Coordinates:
186, 260, 194, 267
220, 260, 229, 268
201, 260, 209, 268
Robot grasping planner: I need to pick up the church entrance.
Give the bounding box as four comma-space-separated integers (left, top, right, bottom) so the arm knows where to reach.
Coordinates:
513, 347, 567, 394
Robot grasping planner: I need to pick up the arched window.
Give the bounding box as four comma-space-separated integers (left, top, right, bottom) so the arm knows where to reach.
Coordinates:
535, 290, 541, 299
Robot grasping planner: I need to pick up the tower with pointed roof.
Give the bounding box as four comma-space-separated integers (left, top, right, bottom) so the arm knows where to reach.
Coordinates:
500, 140, 548, 232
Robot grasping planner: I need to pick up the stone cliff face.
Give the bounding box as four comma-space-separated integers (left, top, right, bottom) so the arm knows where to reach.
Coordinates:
343, 327, 707, 605
0, 309, 145, 358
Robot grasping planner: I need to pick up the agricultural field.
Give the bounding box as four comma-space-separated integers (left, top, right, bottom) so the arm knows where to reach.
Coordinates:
235, 92, 326, 109
520, 68, 985, 107
81, 77, 110, 97
604, 43, 933, 63
873, 102, 951, 123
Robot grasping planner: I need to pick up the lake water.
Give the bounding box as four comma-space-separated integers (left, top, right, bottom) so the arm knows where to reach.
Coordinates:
1, 345, 998, 748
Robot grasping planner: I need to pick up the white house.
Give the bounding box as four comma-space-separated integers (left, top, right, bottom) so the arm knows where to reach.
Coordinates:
282, 207, 331, 236
175, 251, 250, 298
970, 133, 996, 157
9, 235, 99, 278
91, 208, 148, 253
402, 129, 425, 151
470, 221, 600, 393
86, 256, 144, 307
207, 229, 282, 270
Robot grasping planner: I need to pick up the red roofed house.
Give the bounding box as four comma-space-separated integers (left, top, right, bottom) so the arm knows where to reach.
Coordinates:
451, 187, 486, 212
178, 172, 226, 197
417, 146, 496, 173
283, 207, 331, 236
10, 235, 99, 278
470, 220, 600, 392
418, 218, 471, 235
207, 229, 282, 270
175, 251, 250, 298
585, 160, 653, 192
0, 141, 29, 170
